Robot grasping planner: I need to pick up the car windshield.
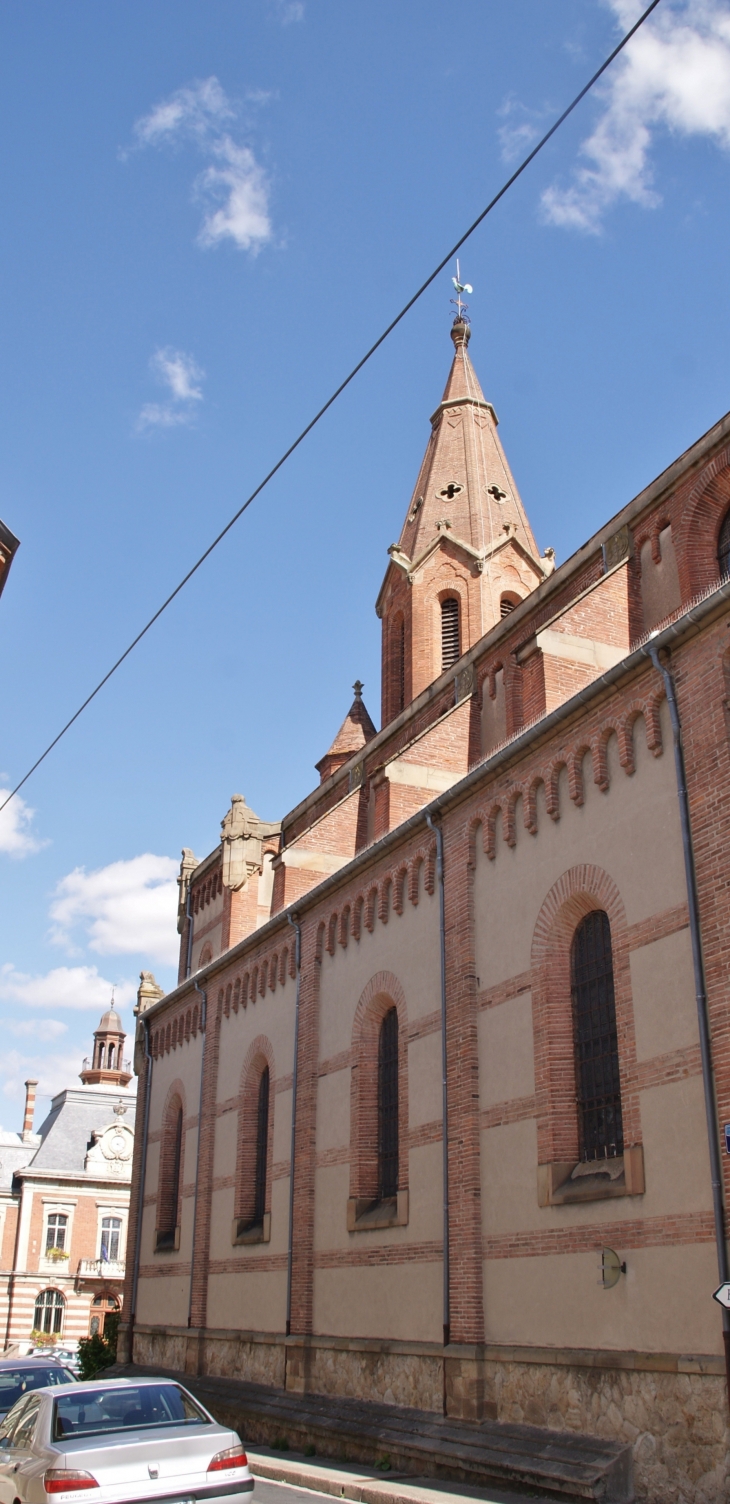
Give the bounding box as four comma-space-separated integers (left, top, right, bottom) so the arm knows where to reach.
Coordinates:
53, 1384, 209, 1441
0, 1367, 72, 1414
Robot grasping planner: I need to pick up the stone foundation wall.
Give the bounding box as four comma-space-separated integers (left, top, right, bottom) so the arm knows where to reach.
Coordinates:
129, 1325, 729, 1503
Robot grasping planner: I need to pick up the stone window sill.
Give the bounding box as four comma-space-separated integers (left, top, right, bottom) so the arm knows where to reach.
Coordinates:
347, 1190, 409, 1232
537, 1146, 644, 1207
232, 1213, 271, 1246
154, 1226, 180, 1252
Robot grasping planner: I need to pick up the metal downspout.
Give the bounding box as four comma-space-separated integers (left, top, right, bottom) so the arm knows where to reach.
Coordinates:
188, 979, 208, 1331
185, 881, 195, 980
285, 912, 302, 1338
129, 1012, 153, 1360
425, 813, 450, 1367
645, 640, 730, 1406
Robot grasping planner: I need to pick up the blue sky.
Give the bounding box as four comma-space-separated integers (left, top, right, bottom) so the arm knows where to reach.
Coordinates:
2, 0, 730, 1118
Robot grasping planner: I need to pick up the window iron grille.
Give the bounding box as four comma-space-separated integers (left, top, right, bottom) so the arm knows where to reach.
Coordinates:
719, 510, 730, 578
253, 1067, 270, 1225
378, 1008, 399, 1200
571, 910, 624, 1161
441, 598, 460, 671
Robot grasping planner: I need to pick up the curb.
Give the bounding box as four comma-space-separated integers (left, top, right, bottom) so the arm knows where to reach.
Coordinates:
247, 1449, 547, 1504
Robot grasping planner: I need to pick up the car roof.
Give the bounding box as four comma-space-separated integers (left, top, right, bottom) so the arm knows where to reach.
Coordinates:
59, 1378, 186, 1391
0, 1358, 71, 1369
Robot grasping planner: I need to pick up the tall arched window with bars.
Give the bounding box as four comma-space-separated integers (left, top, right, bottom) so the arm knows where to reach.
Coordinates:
378, 1008, 399, 1200
156, 1101, 183, 1250
571, 911, 623, 1162
718, 509, 730, 578
441, 597, 460, 672
253, 1066, 270, 1227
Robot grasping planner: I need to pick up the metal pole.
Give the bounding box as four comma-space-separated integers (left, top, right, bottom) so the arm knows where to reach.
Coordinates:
646, 641, 730, 1406
285, 913, 302, 1338
425, 814, 450, 1355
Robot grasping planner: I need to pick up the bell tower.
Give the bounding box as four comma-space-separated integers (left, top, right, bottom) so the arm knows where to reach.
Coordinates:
376, 314, 553, 727
80, 1005, 132, 1089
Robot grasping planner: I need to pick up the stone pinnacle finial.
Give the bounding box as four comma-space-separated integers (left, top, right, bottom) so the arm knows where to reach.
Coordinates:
352, 680, 364, 700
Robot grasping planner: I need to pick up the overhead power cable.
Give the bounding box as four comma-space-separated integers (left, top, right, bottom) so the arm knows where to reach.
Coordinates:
1, 0, 663, 816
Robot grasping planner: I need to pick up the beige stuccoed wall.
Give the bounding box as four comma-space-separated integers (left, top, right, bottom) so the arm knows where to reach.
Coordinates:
474, 700, 719, 1357
312, 893, 442, 1341
473, 705, 685, 992
205, 971, 296, 1330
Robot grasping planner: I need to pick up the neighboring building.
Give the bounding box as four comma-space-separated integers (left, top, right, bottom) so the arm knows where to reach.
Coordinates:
0, 518, 20, 602
123, 314, 730, 1501
0, 1009, 135, 1350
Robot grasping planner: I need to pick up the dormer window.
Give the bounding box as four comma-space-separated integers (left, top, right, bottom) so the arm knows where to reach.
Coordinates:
441, 597, 460, 671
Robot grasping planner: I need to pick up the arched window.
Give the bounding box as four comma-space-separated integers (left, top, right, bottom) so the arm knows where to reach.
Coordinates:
571, 911, 623, 1161
719, 510, 730, 578
157, 1101, 183, 1250
378, 1008, 399, 1199
500, 592, 520, 618
34, 1288, 65, 1336
253, 1067, 270, 1227
441, 597, 460, 671
90, 1293, 119, 1338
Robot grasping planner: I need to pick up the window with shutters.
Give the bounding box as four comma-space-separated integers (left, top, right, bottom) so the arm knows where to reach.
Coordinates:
440, 597, 460, 671
156, 1095, 184, 1251
571, 911, 624, 1161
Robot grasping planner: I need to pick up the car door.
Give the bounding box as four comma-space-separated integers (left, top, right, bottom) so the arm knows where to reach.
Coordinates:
0, 1397, 42, 1504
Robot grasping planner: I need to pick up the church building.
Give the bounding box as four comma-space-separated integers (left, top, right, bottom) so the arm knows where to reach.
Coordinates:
122, 313, 730, 1501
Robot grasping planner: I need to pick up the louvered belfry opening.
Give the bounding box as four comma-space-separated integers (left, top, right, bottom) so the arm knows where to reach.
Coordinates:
571, 911, 624, 1161
378, 1007, 399, 1200
500, 594, 519, 618
441, 597, 460, 672
253, 1066, 270, 1225
719, 509, 730, 578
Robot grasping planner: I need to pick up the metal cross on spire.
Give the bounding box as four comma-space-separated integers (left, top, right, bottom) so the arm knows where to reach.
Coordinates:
451, 260, 473, 324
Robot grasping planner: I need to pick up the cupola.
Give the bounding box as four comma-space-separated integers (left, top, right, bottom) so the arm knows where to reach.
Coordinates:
80, 1005, 132, 1088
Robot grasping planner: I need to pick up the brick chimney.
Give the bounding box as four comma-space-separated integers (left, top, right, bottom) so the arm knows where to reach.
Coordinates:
22, 1078, 38, 1142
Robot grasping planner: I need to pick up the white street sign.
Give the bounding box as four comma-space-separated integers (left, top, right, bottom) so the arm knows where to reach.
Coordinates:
712, 1283, 730, 1308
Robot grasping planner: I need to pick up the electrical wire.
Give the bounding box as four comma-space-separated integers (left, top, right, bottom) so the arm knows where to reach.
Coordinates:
0, 0, 663, 816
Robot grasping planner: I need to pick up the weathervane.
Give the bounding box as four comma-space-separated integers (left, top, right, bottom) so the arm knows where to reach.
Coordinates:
451, 261, 473, 324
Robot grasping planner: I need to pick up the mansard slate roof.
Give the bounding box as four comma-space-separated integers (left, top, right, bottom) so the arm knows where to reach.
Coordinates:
20, 1087, 136, 1179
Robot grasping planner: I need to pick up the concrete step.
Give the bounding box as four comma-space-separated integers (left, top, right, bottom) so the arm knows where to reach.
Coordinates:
112, 1364, 633, 1504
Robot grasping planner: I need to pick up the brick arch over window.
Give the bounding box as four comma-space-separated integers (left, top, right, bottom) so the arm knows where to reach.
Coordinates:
349, 972, 409, 1203
675, 450, 730, 597
234, 1036, 276, 1236
530, 866, 640, 1170
156, 1081, 186, 1251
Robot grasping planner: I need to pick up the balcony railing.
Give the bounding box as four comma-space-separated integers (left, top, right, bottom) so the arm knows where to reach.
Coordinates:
76, 1259, 126, 1280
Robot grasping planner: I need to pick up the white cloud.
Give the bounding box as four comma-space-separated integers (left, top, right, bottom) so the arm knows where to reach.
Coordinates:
6, 1018, 67, 1039
138, 347, 205, 430
498, 100, 542, 164
196, 138, 272, 250
0, 963, 137, 1012
542, 0, 730, 233
0, 1044, 136, 1116
270, 0, 305, 23
0, 786, 47, 859
49, 854, 179, 966
130, 76, 272, 253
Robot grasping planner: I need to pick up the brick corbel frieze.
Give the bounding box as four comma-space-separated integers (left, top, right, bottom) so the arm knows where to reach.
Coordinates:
445, 817, 485, 1346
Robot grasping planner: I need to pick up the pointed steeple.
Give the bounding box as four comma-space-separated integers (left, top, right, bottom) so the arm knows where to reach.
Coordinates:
316, 682, 377, 784
376, 317, 553, 727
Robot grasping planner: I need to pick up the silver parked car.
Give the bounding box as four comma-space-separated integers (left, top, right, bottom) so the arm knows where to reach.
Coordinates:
0, 1376, 253, 1503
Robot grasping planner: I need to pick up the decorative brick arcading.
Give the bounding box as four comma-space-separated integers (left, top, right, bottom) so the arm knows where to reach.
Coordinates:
349, 972, 409, 1203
